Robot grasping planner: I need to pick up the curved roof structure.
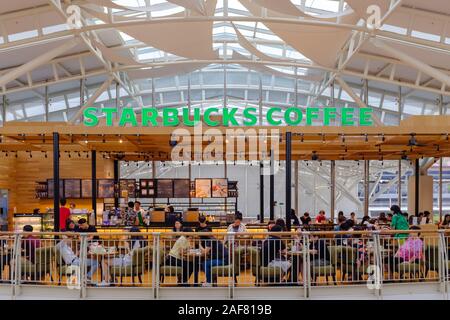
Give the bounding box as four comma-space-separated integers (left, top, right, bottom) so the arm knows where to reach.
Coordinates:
0, 0, 449, 124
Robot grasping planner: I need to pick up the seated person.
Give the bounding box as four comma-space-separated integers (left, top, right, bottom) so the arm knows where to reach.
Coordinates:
226, 212, 247, 243
315, 210, 327, 224
196, 215, 210, 233
164, 227, 195, 286
335, 219, 354, 246
350, 212, 358, 224
360, 216, 376, 230
55, 236, 99, 283
21, 225, 41, 264
173, 220, 183, 233
200, 236, 229, 287
334, 215, 347, 231
261, 225, 290, 274
300, 212, 311, 225
439, 214, 450, 228
275, 218, 287, 231
267, 220, 276, 231
75, 218, 99, 241
421, 211, 433, 225
377, 212, 388, 224
64, 219, 76, 232
385, 226, 423, 274
290, 209, 300, 226
309, 234, 331, 267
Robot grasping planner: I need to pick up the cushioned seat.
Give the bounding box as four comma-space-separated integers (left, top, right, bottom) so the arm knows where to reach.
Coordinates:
259, 266, 283, 280
20, 246, 55, 282
109, 247, 150, 284
397, 261, 423, 278
211, 247, 244, 285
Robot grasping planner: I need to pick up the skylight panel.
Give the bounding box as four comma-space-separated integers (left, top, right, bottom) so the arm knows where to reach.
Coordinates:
42, 24, 69, 35
411, 30, 441, 42
8, 30, 38, 42
256, 44, 283, 57
380, 24, 407, 35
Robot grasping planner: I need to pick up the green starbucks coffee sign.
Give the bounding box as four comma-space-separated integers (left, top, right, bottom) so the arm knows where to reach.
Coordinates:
83, 106, 374, 127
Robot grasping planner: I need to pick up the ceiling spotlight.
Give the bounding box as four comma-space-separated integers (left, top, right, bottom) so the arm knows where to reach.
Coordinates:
102, 134, 106, 143
118, 135, 123, 144
45, 152, 48, 159
311, 151, 319, 161
15, 152, 18, 158
364, 134, 369, 142
300, 133, 304, 143
380, 134, 385, 142
84, 134, 88, 144
341, 134, 345, 143
322, 134, 325, 144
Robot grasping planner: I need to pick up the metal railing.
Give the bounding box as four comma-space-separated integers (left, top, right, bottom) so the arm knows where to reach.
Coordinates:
0, 229, 449, 297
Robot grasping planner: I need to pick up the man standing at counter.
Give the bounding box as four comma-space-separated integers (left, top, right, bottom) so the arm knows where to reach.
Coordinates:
59, 198, 71, 232
133, 201, 146, 226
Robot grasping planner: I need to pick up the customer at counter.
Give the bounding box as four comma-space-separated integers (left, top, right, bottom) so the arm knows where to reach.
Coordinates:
59, 198, 71, 232
76, 218, 99, 240
133, 201, 146, 226
124, 201, 135, 226
173, 220, 183, 233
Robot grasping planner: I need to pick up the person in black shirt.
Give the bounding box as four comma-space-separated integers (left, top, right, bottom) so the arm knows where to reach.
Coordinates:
76, 218, 99, 240
290, 209, 300, 226
200, 236, 229, 286
261, 225, 286, 267
300, 212, 311, 225
309, 234, 330, 266
196, 215, 210, 233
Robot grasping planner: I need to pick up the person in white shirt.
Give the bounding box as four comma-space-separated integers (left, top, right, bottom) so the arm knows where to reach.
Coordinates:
164, 228, 195, 286
55, 237, 99, 281
226, 212, 248, 244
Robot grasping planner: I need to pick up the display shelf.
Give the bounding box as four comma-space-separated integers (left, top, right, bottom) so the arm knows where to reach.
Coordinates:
14, 214, 42, 232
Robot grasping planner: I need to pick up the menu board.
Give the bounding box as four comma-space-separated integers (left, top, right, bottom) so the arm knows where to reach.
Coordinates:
120, 179, 136, 198
98, 179, 115, 198
64, 179, 81, 199
139, 179, 155, 198
173, 179, 190, 198
195, 179, 211, 198
157, 179, 174, 198
81, 180, 92, 198
212, 178, 228, 198
47, 179, 64, 199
